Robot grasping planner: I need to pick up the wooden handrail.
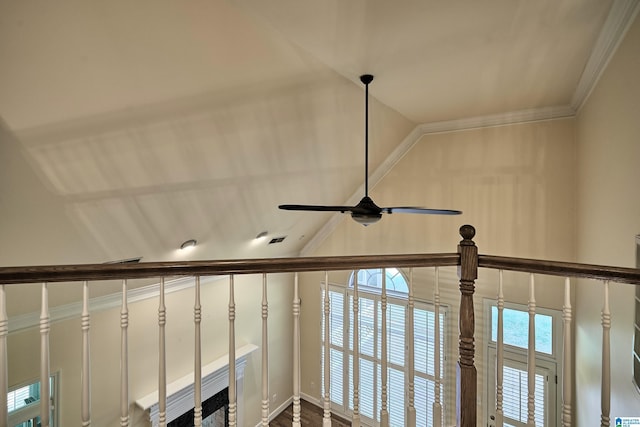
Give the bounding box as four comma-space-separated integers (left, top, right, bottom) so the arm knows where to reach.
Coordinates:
478, 254, 640, 285
2, 253, 638, 286
0, 253, 460, 284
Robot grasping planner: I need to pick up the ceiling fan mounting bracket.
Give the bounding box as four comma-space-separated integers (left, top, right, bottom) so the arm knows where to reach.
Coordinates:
360, 74, 374, 85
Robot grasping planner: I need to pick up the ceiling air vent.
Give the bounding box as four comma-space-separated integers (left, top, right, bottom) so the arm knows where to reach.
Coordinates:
268, 236, 286, 245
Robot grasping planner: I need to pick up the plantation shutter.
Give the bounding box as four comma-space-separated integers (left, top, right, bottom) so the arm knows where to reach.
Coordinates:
321, 289, 346, 408
384, 301, 406, 426
322, 282, 446, 425
502, 362, 547, 426
348, 355, 376, 419
8, 385, 30, 411
348, 294, 377, 420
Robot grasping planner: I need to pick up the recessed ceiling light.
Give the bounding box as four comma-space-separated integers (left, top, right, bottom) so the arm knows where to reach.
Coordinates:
180, 239, 197, 250
255, 231, 268, 240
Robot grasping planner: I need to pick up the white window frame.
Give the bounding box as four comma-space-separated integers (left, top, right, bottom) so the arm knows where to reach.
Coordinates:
8, 372, 59, 427
483, 299, 562, 427
322, 273, 447, 426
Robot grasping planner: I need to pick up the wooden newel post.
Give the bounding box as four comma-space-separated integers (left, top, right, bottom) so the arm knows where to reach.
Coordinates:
457, 225, 478, 427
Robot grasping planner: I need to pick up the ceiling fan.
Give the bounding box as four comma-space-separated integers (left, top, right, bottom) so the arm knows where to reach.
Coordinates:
279, 74, 462, 226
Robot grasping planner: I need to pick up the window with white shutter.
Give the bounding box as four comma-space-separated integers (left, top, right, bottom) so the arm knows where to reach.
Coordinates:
486, 302, 560, 427
7, 374, 58, 427
322, 268, 446, 425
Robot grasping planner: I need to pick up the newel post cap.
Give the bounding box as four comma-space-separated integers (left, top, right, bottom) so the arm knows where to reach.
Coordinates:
459, 224, 476, 243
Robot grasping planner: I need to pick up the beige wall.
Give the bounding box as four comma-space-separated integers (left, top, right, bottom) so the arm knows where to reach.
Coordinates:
7, 274, 294, 426
575, 13, 640, 424
301, 118, 577, 424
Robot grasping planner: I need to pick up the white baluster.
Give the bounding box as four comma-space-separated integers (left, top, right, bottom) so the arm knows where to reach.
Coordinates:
352, 270, 360, 427
601, 281, 611, 427
527, 274, 536, 427
228, 275, 237, 427
293, 273, 301, 427
81, 281, 91, 427
495, 270, 504, 427
0, 285, 8, 427
380, 270, 389, 427
40, 283, 51, 427
120, 280, 130, 427
433, 267, 442, 427
323, 271, 332, 427
261, 274, 269, 426
406, 269, 416, 427
158, 278, 167, 427
194, 277, 202, 427
562, 277, 572, 427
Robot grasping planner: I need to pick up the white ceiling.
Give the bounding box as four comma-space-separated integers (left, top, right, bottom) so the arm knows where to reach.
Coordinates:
0, 0, 630, 265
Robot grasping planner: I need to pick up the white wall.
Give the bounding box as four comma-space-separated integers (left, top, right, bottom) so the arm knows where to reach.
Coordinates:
300, 118, 578, 424
575, 12, 640, 424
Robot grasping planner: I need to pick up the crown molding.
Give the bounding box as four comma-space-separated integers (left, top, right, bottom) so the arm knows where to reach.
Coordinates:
571, 0, 640, 112
416, 106, 575, 135
8, 275, 223, 334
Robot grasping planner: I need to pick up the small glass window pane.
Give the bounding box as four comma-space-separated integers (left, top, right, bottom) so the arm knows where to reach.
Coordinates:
491, 307, 553, 354
8, 377, 55, 427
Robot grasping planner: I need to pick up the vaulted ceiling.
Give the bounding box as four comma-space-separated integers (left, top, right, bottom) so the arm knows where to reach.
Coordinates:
0, 0, 630, 265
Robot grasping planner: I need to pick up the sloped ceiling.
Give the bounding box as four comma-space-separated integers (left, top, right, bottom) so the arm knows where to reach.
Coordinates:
0, 0, 629, 266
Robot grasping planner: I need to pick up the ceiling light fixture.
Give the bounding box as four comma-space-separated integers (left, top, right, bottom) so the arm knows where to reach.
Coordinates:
179, 239, 197, 251
255, 231, 268, 240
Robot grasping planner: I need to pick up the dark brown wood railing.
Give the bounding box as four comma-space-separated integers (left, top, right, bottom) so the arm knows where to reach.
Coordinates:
1, 224, 639, 426
0, 253, 460, 284
478, 254, 640, 284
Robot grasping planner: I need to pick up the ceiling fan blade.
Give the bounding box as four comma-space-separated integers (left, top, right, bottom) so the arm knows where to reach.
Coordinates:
382, 207, 462, 215
279, 204, 355, 213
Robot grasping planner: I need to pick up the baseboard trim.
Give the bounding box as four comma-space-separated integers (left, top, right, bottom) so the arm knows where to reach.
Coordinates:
254, 395, 294, 427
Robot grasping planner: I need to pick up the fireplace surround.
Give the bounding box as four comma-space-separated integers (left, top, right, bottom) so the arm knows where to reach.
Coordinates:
136, 344, 257, 427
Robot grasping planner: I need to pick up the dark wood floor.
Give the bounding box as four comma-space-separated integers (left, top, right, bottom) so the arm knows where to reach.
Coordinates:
270, 399, 351, 426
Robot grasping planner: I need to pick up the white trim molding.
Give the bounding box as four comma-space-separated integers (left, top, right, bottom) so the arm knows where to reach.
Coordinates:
136, 343, 258, 427
253, 396, 294, 427
571, 0, 640, 112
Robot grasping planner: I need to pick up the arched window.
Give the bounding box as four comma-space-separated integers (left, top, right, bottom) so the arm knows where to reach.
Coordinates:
322, 268, 445, 425
349, 268, 408, 293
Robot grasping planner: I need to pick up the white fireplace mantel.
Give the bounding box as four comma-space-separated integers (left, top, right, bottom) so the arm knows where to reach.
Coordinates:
136, 344, 258, 426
